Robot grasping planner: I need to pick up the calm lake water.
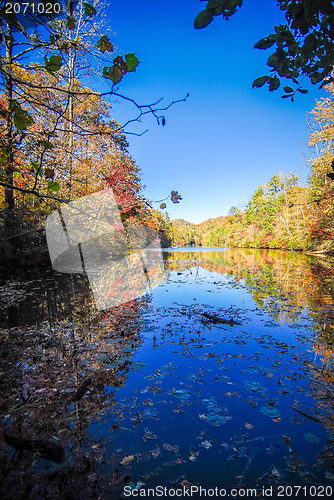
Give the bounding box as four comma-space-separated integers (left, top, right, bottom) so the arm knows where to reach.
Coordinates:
1, 248, 334, 499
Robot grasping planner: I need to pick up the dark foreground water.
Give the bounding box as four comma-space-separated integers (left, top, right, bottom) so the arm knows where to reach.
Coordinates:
1, 248, 334, 499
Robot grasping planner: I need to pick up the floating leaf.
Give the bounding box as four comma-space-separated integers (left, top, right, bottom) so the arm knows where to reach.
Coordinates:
171, 388, 191, 400
200, 440, 212, 449
181, 480, 193, 488
160, 203, 166, 209
120, 454, 134, 466
206, 413, 227, 426
188, 448, 199, 461
131, 361, 148, 371
139, 407, 159, 420
243, 380, 267, 393
260, 405, 280, 418
151, 448, 160, 458
142, 429, 157, 441
304, 432, 320, 444
162, 443, 179, 453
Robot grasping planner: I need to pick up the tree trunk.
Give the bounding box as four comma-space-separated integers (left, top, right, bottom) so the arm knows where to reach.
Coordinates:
67, 47, 75, 201
4, 22, 15, 211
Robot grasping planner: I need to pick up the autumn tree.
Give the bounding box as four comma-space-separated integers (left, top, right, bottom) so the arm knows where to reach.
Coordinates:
0, 0, 120, 210
307, 82, 334, 244
0, 1, 185, 211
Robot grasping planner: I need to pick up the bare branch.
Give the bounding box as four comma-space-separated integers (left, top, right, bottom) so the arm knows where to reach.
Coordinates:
0, 182, 66, 203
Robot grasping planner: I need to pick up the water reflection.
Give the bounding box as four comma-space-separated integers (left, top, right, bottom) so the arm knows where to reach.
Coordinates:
46, 189, 165, 310
1, 248, 334, 497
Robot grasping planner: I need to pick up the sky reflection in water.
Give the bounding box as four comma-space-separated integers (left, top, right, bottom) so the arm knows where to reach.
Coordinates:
91, 249, 334, 493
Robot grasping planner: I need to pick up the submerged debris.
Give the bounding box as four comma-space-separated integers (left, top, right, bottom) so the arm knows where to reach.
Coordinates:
202, 312, 242, 326
4, 432, 66, 463
71, 376, 93, 402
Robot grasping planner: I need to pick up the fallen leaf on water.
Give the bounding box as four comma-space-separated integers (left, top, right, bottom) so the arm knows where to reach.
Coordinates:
188, 448, 199, 461
304, 432, 320, 444
142, 429, 157, 441
271, 465, 280, 478
260, 405, 280, 418
201, 440, 212, 449
151, 448, 160, 459
181, 480, 192, 488
162, 443, 179, 453
120, 455, 134, 466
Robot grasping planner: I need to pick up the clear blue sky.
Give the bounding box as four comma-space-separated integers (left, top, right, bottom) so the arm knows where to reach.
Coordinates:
104, 0, 326, 224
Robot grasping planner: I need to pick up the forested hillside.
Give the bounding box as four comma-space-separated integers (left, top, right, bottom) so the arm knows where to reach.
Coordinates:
169, 82, 334, 252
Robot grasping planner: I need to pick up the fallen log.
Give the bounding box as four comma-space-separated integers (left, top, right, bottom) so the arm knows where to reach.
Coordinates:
71, 376, 93, 402
4, 432, 66, 463
202, 312, 242, 326
292, 406, 322, 423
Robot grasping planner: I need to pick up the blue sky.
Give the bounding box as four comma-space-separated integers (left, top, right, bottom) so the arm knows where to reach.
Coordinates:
105, 0, 327, 224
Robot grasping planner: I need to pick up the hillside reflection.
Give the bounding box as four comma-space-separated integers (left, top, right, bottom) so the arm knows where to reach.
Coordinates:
165, 247, 334, 312
165, 247, 334, 379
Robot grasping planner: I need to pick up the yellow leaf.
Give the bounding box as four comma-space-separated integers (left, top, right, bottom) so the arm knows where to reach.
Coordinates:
23, 214, 34, 221
0, 201, 9, 209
